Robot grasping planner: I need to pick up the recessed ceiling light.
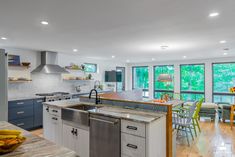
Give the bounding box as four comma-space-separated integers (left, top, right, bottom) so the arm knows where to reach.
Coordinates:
126, 60, 130, 63
151, 58, 155, 61
223, 52, 228, 55
111, 55, 115, 58
1, 37, 7, 40
223, 48, 229, 51
73, 49, 78, 52
41, 21, 49, 25
183, 56, 187, 59
209, 12, 219, 17
220, 40, 227, 44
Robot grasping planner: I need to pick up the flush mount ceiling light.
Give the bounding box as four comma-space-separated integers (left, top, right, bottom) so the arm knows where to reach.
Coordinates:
209, 12, 219, 17
183, 56, 187, 59
160, 45, 169, 50
223, 52, 228, 55
111, 55, 115, 58
73, 49, 78, 52
126, 60, 130, 63
220, 40, 227, 44
151, 58, 155, 61
1, 37, 7, 40
41, 21, 49, 25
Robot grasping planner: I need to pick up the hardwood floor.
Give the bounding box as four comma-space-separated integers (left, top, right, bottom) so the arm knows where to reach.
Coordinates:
30, 118, 235, 157
176, 118, 235, 157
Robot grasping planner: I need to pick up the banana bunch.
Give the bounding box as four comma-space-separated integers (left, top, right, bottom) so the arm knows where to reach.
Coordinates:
0, 130, 26, 154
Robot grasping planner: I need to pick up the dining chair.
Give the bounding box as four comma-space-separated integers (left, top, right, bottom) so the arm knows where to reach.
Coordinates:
172, 101, 197, 146
230, 105, 235, 129
192, 98, 204, 136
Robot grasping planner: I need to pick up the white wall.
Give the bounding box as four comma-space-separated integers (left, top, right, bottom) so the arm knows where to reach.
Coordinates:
127, 56, 235, 102
6, 48, 126, 99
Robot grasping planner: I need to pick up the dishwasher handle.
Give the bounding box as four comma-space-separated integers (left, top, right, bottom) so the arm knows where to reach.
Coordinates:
90, 117, 118, 125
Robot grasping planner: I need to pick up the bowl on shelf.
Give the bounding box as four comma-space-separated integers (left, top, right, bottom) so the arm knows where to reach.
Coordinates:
21, 62, 30, 67
0, 130, 26, 155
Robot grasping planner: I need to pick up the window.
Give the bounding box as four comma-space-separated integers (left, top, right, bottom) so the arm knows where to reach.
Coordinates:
132, 66, 149, 97
213, 63, 235, 104
180, 64, 205, 101
154, 65, 174, 99
84, 63, 97, 73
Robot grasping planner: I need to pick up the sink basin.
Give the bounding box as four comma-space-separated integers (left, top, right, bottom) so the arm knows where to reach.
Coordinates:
68, 104, 99, 111
62, 104, 101, 126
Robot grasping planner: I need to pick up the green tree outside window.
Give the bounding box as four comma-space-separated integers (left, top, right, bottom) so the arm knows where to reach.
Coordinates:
180, 64, 205, 101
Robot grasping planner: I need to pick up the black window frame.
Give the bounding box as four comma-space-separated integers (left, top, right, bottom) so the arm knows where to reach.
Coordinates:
132, 66, 149, 98
153, 65, 174, 99
180, 63, 205, 101
212, 62, 235, 103
84, 63, 97, 73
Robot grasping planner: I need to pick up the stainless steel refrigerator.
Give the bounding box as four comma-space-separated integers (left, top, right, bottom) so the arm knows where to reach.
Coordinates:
0, 49, 8, 121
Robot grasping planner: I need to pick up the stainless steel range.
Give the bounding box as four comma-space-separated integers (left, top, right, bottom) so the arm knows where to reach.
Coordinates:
36, 92, 71, 102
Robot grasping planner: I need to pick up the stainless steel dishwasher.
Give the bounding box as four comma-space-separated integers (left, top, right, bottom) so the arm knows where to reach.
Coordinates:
90, 114, 120, 157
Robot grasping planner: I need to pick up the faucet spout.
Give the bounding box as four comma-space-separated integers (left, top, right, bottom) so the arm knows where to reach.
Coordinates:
89, 89, 101, 104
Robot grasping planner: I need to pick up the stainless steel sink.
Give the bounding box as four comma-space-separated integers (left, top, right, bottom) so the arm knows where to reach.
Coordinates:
62, 104, 101, 126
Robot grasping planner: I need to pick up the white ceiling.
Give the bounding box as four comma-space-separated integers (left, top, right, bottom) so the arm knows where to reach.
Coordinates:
0, 0, 235, 63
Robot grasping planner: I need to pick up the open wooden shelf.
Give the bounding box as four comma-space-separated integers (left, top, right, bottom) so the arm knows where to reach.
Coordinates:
8, 80, 32, 83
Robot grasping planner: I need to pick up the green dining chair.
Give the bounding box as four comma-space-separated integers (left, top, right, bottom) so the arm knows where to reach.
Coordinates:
192, 98, 204, 136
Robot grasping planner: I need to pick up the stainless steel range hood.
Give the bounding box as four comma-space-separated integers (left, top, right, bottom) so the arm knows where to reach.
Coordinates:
31, 51, 69, 74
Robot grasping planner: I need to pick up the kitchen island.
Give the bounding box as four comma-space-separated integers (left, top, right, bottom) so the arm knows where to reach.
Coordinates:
43, 97, 167, 157
0, 121, 78, 157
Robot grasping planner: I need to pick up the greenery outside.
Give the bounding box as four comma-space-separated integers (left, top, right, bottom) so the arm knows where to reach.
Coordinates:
180, 64, 205, 101
133, 66, 149, 89
213, 63, 235, 103
84, 63, 97, 73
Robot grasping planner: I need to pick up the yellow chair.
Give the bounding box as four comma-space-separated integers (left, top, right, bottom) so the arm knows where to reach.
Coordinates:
230, 105, 235, 129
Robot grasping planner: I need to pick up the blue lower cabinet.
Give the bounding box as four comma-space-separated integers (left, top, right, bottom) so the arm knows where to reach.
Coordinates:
33, 98, 44, 128
9, 117, 34, 130
8, 98, 44, 130
8, 106, 34, 121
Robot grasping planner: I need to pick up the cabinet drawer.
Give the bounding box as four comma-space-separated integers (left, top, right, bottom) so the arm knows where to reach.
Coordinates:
121, 133, 145, 157
8, 106, 34, 120
121, 120, 146, 137
8, 99, 34, 109
49, 107, 61, 117
9, 117, 34, 130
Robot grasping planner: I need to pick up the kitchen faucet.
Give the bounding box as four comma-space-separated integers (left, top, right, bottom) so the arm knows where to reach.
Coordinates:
89, 89, 101, 104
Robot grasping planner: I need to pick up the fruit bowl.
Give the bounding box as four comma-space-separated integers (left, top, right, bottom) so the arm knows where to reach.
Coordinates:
0, 130, 26, 154
21, 62, 30, 66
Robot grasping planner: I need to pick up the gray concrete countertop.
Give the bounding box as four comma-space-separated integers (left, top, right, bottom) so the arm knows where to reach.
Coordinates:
8, 96, 44, 101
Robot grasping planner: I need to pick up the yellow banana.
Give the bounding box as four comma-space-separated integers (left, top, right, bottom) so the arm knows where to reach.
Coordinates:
0, 141, 5, 146
0, 130, 21, 135
0, 135, 18, 139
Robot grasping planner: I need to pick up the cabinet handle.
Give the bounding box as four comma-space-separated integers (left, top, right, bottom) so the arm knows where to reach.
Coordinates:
17, 102, 24, 105
52, 117, 58, 121
52, 110, 58, 113
126, 126, 138, 130
37, 100, 43, 103
17, 123, 25, 126
74, 129, 78, 136
126, 144, 138, 149
17, 111, 25, 114
71, 128, 75, 135
46, 107, 49, 112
